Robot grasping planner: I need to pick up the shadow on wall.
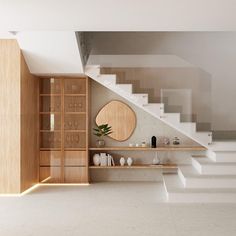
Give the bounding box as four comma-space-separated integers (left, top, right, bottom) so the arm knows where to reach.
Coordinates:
101, 67, 212, 132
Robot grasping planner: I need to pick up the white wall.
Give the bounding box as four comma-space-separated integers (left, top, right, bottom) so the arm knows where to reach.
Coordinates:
16, 31, 84, 75
91, 32, 236, 133
0, 0, 236, 30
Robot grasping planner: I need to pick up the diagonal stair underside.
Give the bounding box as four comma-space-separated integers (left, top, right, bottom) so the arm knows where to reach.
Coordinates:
85, 65, 212, 148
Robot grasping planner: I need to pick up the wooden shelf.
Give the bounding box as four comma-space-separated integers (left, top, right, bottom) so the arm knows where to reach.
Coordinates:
89, 146, 206, 151
40, 94, 61, 96
65, 112, 86, 115
40, 112, 61, 115
64, 94, 86, 96
89, 164, 177, 169
64, 130, 86, 132
64, 148, 86, 151
40, 130, 61, 132
40, 148, 61, 151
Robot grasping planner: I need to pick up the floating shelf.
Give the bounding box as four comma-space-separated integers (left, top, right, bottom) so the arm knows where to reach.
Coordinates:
89, 146, 206, 151
40, 94, 61, 96
89, 164, 177, 169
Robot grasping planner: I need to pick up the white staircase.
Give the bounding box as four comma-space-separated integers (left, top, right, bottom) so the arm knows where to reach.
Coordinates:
85, 65, 236, 203
85, 65, 212, 148
163, 149, 236, 202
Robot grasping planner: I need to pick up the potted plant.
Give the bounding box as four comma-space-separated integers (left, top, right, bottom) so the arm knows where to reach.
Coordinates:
93, 124, 112, 147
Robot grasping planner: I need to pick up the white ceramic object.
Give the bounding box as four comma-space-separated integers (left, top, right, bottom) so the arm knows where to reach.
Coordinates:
100, 153, 107, 166
152, 156, 160, 165
120, 157, 125, 166
135, 143, 139, 147
93, 154, 100, 166
127, 157, 133, 166
129, 143, 134, 147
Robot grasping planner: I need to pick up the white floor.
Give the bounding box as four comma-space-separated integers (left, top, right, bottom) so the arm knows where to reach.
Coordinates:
1, 182, 236, 236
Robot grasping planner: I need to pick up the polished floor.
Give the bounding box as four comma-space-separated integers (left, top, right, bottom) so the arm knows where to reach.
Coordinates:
0, 182, 236, 236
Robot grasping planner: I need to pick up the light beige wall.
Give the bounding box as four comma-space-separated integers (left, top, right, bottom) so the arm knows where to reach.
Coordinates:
90, 80, 204, 181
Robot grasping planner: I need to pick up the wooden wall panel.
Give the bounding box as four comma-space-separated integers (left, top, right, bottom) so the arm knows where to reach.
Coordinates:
0, 39, 39, 194
0, 40, 21, 193
20, 54, 39, 192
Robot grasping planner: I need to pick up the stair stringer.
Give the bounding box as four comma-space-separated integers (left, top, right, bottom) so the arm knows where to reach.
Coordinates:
85, 65, 212, 148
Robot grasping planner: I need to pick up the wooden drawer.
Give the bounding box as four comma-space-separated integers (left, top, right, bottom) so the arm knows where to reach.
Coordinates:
40, 151, 61, 166
64, 151, 87, 166
64, 167, 88, 183
40, 167, 61, 183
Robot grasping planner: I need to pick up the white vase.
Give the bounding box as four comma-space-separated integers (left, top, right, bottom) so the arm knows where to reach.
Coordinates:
127, 157, 133, 166
100, 153, 107, 166
93, 154, 100, 166
120, 157, 125, 166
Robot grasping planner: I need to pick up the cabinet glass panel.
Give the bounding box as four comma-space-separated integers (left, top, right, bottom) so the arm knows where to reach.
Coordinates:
40, 96, 61, 113
40, 114, 61, 131
64, 114, 86, 131
40, 132, 61, 149
64, 167, 87, 183
40, 167, 61, 183
64, 78, 86, 94
64, 96, 86, 113
40, 78, 61, 94
40, 151, 61, 166
64, 132, 86, 149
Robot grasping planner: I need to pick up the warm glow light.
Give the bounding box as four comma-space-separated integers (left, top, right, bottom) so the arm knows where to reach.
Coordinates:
39, 183, 90, 186
0, 182, 90, 197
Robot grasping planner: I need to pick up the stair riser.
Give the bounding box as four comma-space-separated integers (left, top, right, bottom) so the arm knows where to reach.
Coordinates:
201, 166, 236, 175
184, 179, 236, 189
130, 95, 148, 105
167, 193, 236, 203
116, 84, 133, 94
208, 151, 236, 163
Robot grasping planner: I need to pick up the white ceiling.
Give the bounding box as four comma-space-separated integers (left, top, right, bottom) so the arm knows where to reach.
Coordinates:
0, 0, 236, 31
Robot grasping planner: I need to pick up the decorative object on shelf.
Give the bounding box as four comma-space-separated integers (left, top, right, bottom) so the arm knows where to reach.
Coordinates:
152, 152, 160, 165
100, 153, 108, 166
96, 100, 136, 141
120, 157, 125, 166
151, 136, 157, 148
93, 124, 112, 148
173, 137, 180, 145
93, 154, 101, 166
129, 143, 134, 147
141, 142, 148, 147
107, 154, 115, 166
135, 143, 139, 147
127, 157, 133, 166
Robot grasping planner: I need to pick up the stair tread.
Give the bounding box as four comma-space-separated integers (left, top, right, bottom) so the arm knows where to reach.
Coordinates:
192, 157, 236, 166
164, 174, 236, 193
179, 165, 236, 179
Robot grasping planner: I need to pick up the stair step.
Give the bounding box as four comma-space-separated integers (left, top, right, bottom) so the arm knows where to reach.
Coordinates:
115, 84, 133, 94
192, 157, 236, 175
130, 93, 148, 105
160, 113, 180, 124
178, 165, 236, 188
210, 141, 236, 151
143, 103, 164, 117
98, 74, 117, 86
85, 65, 101, 76
163, 174, 236, 202
208, 150, 236, 163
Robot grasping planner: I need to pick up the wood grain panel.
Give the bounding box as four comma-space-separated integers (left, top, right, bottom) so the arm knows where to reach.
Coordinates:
20, 53, 39, 192
64, 167, 87, 183
0, 40, 21, 193
39, 167, 61, 183
64, 151, 86, 166
96, 100, 136, 141
40, 151, 61, 166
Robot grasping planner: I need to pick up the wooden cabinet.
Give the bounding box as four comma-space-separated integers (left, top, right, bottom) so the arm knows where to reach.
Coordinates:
39, 77, 89, 183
